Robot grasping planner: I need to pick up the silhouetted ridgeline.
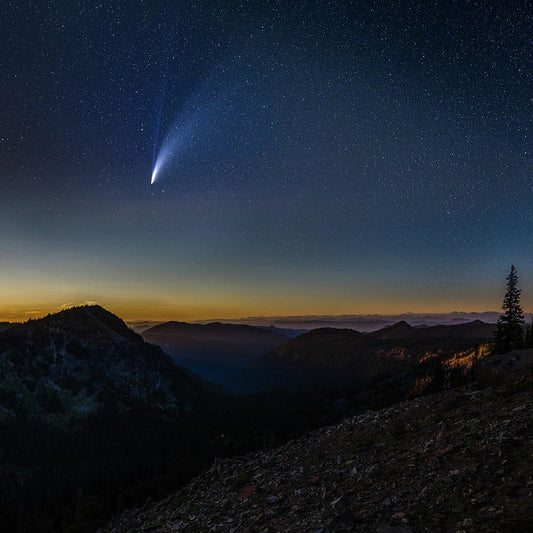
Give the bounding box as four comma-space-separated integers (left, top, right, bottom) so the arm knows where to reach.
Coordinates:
246, 322, 496, 394
369, 319, 496, 340
139, 319, 496, 394
141, 320, 293, 389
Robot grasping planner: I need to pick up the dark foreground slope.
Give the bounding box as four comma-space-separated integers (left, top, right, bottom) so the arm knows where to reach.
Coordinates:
105, 350, 533, 533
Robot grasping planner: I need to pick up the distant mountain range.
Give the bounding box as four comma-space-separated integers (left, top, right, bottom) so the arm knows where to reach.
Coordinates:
250, 320, 497, 393
192, 311, 502, 330
137, 318, 498, 393
127, 311, 518, 333
142, 320, 295, 350
140, 321, 301, 388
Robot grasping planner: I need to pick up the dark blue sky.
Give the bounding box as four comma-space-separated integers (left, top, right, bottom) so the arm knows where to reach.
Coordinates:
1, 1, 532, 320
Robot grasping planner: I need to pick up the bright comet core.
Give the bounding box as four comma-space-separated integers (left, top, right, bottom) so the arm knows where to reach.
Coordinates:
151, 158, 162, 184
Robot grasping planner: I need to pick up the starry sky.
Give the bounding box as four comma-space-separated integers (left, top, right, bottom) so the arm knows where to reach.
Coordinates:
1, 1, 532, 321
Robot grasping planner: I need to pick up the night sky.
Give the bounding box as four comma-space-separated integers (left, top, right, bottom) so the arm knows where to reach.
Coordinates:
1, 1, 532, 321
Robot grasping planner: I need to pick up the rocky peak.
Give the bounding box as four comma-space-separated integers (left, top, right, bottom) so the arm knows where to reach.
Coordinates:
0, 306, 206, 420
36, 304, 142, 344
370, 321, 414, 339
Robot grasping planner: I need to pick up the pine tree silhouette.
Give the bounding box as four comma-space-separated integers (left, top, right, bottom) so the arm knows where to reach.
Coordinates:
494, 265, 525, 353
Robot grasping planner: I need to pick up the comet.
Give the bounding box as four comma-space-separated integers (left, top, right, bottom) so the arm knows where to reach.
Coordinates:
150, 166, 158, 185
151, 53, 171, 185
149, 63, 227, 185
150, 136, 177, 185
151, 95, 166, 184
149, 116, 197, 185
151, 150, 165, 184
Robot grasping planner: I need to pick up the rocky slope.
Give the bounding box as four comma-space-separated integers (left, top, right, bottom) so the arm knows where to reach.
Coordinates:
105, 351, 533, 533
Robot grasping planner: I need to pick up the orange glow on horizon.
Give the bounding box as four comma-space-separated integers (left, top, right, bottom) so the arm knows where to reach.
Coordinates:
0, 296, 515, 323
0, 269, 529, 323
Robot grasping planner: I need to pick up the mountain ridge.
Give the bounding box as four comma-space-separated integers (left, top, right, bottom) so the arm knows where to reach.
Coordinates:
370, 319, 496, 340
141, 320, 293, 391
0, 305, 209, 420
143, 320, 292, 344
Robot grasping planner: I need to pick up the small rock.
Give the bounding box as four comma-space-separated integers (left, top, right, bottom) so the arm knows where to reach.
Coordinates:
365, 464, 376, 474
331, 494, 346, 511
239, 485, 256, 501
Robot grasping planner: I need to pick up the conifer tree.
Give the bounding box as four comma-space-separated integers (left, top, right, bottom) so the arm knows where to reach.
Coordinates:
494, 265, 525, 353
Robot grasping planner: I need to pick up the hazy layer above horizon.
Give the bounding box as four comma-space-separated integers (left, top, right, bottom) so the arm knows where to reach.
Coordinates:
128, 311, 533, 334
